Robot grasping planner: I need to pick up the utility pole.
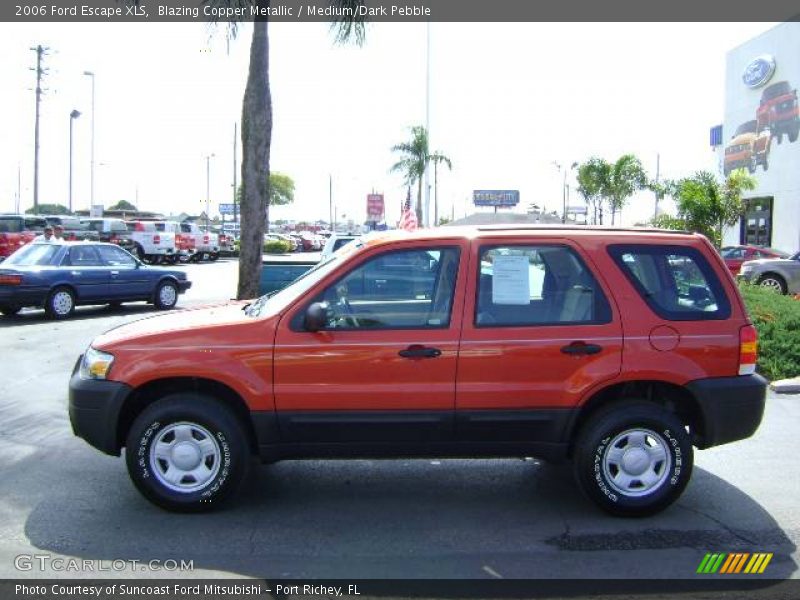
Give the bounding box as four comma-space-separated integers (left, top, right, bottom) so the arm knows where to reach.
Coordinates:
232, 122, 238, 226
423, 22, 431, 228
30, 45, 49, 215
654, 153, 661, 220
83, 71, 96, 207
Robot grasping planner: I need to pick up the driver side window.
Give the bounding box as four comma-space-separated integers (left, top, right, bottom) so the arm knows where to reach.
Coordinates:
310, 247, 460, 330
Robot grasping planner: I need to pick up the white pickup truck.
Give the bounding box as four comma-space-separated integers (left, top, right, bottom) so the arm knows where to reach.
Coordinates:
178, 222, 220, 262
126, 221, 180, 264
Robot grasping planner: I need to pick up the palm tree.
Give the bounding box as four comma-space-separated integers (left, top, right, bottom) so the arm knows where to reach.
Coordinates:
605, 154, 648, 225
205, 2, 365, 299
428, 151, 453, 226
390, 126, 429, 225
576, 158, 609, 225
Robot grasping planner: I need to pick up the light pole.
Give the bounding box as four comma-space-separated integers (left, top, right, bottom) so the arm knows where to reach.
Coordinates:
553, 161, 578, 223
68, 109, 81, 213
83, 71, 95, 207
205, 153, 215, 232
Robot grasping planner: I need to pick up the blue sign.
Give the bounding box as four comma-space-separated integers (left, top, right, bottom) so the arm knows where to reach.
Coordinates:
473, 190, 520, 207
742, 55, 776, 89
219, 203, 236, 215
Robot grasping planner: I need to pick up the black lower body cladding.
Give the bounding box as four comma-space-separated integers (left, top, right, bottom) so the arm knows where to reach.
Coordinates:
687, 374, 768, 449
69, 371, 131, 456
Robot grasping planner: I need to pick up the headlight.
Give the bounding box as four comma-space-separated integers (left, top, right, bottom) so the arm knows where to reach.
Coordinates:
79, 347, 115, 380
740, 265, 753, 275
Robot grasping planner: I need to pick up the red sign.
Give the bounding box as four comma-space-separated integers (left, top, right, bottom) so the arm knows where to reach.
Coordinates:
366, 194, 384, 219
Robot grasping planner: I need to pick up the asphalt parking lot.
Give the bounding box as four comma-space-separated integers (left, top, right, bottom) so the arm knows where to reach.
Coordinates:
0, 257, 798, 586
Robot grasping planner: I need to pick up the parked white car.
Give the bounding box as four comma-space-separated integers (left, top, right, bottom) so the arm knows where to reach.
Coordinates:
126, 221, 179, 264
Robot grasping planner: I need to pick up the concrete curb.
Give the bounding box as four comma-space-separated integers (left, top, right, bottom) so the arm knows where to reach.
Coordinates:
770, 377, 800, 394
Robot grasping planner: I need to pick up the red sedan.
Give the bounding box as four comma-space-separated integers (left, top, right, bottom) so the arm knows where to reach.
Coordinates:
721, 245, 788, 275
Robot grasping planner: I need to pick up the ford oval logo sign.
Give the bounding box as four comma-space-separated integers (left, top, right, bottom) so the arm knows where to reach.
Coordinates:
742, 55, 776, 89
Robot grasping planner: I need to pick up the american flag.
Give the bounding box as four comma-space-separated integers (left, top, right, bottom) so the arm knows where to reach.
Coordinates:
398, 187, 418, 232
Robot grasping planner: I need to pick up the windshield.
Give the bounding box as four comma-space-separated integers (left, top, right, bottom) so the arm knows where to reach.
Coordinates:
4, 243, 62, 266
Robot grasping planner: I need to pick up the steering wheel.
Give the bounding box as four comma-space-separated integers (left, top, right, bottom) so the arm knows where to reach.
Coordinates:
337, 297, 361, 328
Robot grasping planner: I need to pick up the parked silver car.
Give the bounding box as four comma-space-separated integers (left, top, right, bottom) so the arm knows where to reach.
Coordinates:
738, 251, 800, 294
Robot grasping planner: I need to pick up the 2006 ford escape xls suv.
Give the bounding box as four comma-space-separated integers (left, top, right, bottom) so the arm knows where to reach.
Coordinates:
69, 226, 766, 516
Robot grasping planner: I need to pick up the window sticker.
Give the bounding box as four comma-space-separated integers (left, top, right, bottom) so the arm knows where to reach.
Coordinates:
491, 255, 530, 305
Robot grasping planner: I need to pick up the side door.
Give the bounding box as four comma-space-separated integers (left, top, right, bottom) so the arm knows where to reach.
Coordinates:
96, 244, 147, 299
455, 238, 622, 444
63, 245, 110, 302
273, 241, 467, 443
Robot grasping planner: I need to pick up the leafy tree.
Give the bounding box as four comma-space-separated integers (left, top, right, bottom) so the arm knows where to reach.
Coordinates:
25, 204, 70, 215
605, 154, 648, 225
108, 200, 137, 211
576, 158, 609, 225
651, 169, 756, 247
204, 1, 365, 299
236, 171, 295, 232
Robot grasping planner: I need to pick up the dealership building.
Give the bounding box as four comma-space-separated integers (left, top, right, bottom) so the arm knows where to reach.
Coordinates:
711, 21, 800, 253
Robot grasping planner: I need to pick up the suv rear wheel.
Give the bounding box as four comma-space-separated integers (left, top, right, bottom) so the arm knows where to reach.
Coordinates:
125, 394, 250, 512
573, 401, 693, 517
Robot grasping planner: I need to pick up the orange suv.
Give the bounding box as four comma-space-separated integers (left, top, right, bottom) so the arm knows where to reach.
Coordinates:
69, 227, 766, 516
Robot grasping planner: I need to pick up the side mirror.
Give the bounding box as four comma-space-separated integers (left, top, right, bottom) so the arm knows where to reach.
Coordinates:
304, 302, 329, 332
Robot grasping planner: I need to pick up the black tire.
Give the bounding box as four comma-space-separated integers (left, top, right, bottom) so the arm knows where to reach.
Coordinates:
0, 304, 21, 316
789, 127, 799, 143
153, 280, 179, 309
135, 245, 146, 261
125, 394, 250, 512
44, 286, 76, 319
757, 273, 787, 295
573, 401, 693, 517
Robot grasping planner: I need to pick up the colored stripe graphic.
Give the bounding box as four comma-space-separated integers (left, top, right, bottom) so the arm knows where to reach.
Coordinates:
698, 552, 773, 574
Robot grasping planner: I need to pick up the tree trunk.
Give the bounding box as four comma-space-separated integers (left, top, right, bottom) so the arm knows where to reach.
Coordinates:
237, 16, 272, 300
416, 177, 423, 226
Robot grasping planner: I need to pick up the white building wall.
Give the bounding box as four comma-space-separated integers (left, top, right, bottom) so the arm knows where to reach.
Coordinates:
723, 22, 800, 252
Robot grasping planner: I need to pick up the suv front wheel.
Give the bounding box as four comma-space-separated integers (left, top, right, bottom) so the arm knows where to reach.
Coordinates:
573, 401, 693, 517
125, 394, 250, 512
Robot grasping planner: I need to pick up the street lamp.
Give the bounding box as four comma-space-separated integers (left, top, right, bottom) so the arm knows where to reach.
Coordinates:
83, 71, 95, 206
553, 161, 578, 223
205, 153, 215, 232
68, 109, 81, 213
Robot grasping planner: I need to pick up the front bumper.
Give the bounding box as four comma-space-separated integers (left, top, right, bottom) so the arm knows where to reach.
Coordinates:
687, 374, 767, 449
68, 360, 132, 456
178, 280, 192, 293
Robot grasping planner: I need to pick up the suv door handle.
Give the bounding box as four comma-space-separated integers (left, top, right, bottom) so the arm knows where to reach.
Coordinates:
399, 345, 442, 359
560, 341, 602, 356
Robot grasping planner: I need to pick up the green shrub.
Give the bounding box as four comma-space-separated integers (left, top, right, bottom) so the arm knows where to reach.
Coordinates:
739, 283, 800, 381
263, 239, 293, 254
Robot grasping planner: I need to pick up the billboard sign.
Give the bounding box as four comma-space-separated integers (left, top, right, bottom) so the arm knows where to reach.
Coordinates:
219, 203, 236, 215
366, 194, 384, 219
473, 190, 520, 207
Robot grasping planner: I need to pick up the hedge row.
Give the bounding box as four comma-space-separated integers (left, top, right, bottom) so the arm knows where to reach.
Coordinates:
739, 283, 800, 381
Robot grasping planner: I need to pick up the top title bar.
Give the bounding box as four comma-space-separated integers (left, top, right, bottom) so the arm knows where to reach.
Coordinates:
5, 0, 800, 22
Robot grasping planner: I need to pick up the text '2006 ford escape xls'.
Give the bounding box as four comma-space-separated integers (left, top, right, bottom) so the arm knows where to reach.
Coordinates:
69, 226, 766, 516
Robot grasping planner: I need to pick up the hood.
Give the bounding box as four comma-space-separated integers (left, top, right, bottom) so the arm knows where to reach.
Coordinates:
92, 301, 264, 349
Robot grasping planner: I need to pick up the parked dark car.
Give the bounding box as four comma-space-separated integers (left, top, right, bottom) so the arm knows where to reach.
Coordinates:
0, 242, 191, 318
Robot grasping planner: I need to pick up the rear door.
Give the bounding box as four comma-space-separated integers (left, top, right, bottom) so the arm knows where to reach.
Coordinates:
455, 237, 622, 443
273, 240, 468, 443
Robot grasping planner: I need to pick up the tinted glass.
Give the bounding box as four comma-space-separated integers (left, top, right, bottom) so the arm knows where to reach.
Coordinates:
68, 245, 103, 266
0, 217, 22, 233
476, 245, 611, 327
721, 247, 744, 259
308, 247, 460, 330
97, 245, 137, 266
610, 245, 730, 320
4, 243, 61, 265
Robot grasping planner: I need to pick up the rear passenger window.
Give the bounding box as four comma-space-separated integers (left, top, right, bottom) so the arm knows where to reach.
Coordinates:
475, 245, 611, 327
609, 245, 730, 320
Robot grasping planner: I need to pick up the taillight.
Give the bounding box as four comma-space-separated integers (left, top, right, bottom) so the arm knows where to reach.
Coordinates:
0, 274, 22, 285
109, 234, 118, 243
739, 325, 758, 375
153, 235, 161, 245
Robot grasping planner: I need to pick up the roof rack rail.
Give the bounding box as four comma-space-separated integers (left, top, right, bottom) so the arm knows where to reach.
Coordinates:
474, 224, 693, 235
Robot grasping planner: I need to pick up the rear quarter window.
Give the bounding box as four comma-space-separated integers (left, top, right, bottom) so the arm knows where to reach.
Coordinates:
609, 244, 731, 321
